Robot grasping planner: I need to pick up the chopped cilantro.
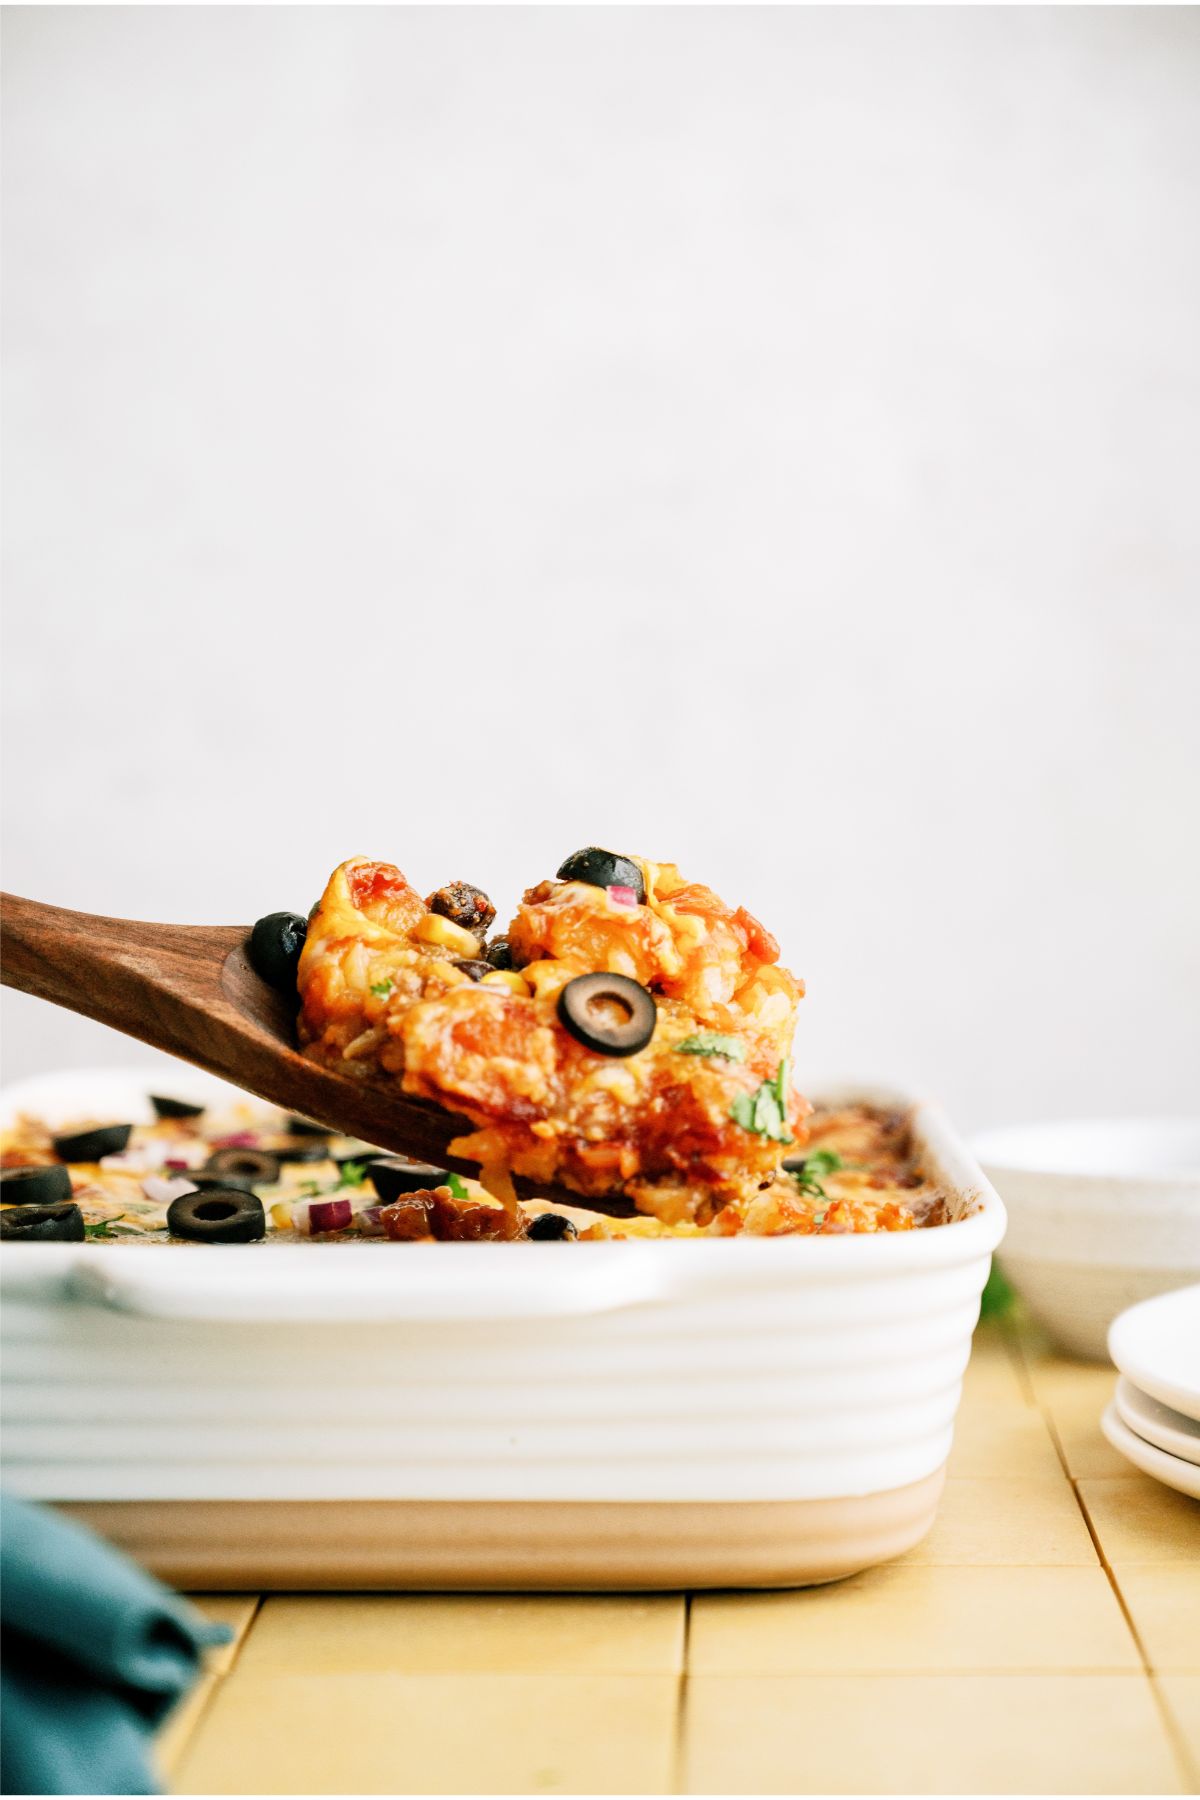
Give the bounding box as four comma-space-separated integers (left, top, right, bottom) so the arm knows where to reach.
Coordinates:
803, 1149, 845, 1179
730, 1058, 793, 1144
788, 1148, 846, 1201
369, 980, 393, 998
446, 1173, 469, 1200
337, 1161, 369, 1189
674, 1032, 746, 1062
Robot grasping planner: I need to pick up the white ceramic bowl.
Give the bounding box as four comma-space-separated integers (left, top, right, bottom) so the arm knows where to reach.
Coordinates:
1, 1068, 1005, 1588
973, 1119, 1200, 1362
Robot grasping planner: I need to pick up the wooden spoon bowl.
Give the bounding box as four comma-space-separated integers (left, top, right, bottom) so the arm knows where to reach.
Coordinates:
0, 893, 636, 1217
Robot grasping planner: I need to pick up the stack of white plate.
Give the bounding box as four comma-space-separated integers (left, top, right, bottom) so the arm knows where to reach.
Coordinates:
1103, 1285, 1200, 1499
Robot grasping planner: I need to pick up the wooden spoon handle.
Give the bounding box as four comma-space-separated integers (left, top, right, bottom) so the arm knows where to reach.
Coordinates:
1, 891, 244, 1054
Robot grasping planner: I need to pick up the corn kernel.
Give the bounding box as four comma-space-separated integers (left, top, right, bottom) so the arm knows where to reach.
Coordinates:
429, 958, 471, 986
480, 969, 533, 997
520, 959, 577, 1001
270, 1201, 294, 1231
413, 913, 481, 958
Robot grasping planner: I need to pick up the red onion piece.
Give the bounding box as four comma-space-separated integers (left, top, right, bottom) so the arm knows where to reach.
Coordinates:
142, 1175, 202, 1206
307, 1197, 353, 1234
608, 884, 638, 907
211, 1131, 260, 1149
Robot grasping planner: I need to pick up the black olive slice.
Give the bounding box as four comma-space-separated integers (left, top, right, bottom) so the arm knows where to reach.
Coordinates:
526, 1212, 578, 1240
781, 1153, 808, 1174
427, 882, 497, 935
0, 1201, 85, 1242
368, 1159, 452, 1204
167, 1189, 266, 1244
51, 1124, 133, 1162
1, 1164, 74, 1207
149, 1095, 206, 1121
204, 1148, 281, 1185
287, 1117, 333, 1137
484, 937, 515, 971
555, 848, 646, 903
557, 973, 656, 1057
335, 1150, 385, 1173
453, 960, 494, 982
248, 912, 308, 993
179, 1168, 260, 1196
277, 1142, 333, 1164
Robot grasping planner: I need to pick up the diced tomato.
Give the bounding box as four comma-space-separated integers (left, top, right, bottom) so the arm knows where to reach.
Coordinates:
733, 907, 779, 963
347, 861, 413, 912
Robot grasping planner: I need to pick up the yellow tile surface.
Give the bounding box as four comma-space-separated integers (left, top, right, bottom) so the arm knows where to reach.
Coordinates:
959, 1327, 1031, 1410
1079, 1477, 1200, 1565
683, 1674, 1182, 1794
171, 1672, 680, 1795
1022, 1353, 1115, 1412
946, 1403, 1064, 1478
236, 1593, 685, 1676
1022, 1360, 1129, 1478
1116, 1566, 1200, 1671
1045, 1399, 1132, 1479
690, 1566, 1139, 1673
900, 1477, 1099, 1565
1159, 1676, 1200, 1788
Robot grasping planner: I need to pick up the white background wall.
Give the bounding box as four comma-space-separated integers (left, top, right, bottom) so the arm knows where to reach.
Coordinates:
3, 7, 1198, 1131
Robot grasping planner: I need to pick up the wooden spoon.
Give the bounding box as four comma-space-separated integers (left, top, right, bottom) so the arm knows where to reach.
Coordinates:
0, 893, 637, 1218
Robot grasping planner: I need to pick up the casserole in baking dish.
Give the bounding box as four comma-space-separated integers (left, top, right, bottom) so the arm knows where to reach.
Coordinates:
0, 1067, 1004, 1589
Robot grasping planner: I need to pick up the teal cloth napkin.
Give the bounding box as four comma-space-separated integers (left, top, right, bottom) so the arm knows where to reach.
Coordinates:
1, 1492, 231, 1795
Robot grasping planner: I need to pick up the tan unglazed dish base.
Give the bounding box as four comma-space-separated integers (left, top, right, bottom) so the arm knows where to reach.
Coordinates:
59, 1468, 945, 1590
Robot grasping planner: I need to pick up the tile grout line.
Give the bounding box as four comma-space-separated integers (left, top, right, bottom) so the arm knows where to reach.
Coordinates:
163, 1595, 265, 1780
1025, 1382, 1198, 1795
1005, 1321, 1199, 1791
673, 1592, 693, 1796
996, 1312, 1040, 1407
1071, 1487, 1200, 1795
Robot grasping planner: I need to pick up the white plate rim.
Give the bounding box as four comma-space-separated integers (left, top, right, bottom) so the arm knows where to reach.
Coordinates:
1115, 1376, 1200, 1467
1108, 1284, 1200, 1424
1101, 1401, 1200, 1499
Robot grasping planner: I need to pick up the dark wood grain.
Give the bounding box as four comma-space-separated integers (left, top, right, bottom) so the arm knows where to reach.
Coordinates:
0, 892, 636, 1216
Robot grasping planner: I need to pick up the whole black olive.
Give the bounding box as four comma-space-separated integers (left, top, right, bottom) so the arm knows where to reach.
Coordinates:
149, 1095, 206, 1121
51, 1124, 133, 1162
0, 1201, 85, 1242
167, 1189, 266, 1244
427, 882, 497, 936
557, 973, 657, 1057
484, 938, 515, 971
454, 960, 494, 982
248, 912, 308, 993
204, 1148, 281, 1185
1, 1164, 74, 1207
527, 1212, 578, 1240
556, 848, 646, 903
369, 1159, 452, 1205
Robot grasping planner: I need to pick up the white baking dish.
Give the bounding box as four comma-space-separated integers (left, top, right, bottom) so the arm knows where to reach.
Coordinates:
0, 1067, 1005, 1588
